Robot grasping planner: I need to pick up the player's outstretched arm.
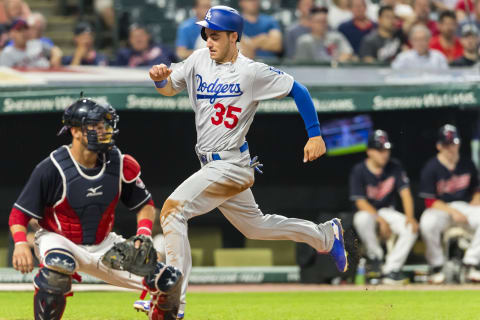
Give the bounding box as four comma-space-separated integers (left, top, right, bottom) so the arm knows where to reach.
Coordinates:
149, 64, 179, 97
287, 80, 326, 162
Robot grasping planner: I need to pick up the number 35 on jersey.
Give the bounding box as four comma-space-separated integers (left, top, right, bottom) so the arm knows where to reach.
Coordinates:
211, 104, 242, 129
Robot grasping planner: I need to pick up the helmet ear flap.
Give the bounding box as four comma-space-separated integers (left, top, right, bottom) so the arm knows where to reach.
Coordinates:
201, 27, 207, 41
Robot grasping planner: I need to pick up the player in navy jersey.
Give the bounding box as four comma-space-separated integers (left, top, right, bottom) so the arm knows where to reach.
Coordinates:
8, 97, 181, 320
419, 124, 480, 284
350, 130, 418, 284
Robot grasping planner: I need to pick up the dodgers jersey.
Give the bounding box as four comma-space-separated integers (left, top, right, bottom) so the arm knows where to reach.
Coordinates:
170, 48, 294, 152
419, 156, 480, 203
349, 159, 410, 210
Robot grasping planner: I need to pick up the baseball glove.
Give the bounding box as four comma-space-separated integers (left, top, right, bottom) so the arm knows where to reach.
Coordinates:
101, 235, 157, 276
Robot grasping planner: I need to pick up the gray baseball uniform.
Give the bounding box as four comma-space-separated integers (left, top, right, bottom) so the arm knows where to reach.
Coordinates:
162, 48, 335, 316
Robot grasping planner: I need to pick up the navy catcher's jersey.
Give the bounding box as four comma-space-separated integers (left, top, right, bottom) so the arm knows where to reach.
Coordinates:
349, 159, 410, 210
14, 149, 151, 220
419, 156, 479, 202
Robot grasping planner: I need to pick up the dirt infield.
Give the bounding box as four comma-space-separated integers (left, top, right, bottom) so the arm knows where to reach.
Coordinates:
2, 283, 480, 292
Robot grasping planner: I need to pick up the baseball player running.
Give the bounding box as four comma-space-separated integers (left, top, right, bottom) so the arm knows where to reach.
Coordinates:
141, 6, 348, 319
419, 124, 480, 283
350, 130, 418, 284
8, 98, 182, 320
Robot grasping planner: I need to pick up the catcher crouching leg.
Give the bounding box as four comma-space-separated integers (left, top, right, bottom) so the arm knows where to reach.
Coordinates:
34, 248, 76, 320
101, 235, 182, 320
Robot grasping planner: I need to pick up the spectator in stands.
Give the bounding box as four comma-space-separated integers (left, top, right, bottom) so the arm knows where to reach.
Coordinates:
295, 7, 353, 62
392, 24, 449, 69
458, 1, 480, 35
62, 22, 108, 66
238, 0, 282, 59
451, 24, 479, 66
175, 0, 211, 60
429, 11, 463, 62
403, 0, 439, 37
0, 18, 62, 68
114, 23, 177, 67
328, 0, 352, 29
360, 5, 407, 63
94, 0, 115, 30
26, 12, 52, 46
338, 0, 376, 55
284, 0, 313, 59
454, 0, 474, 22
5, 11, 53, 47
0, 0, 30, 25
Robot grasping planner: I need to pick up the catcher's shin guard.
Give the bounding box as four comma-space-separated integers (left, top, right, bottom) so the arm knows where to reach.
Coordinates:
33, 268, 72, 320
34, 249, 76, 320
143, 262, 183, 320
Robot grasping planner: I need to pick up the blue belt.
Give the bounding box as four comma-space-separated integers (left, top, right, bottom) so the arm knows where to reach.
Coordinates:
211, 141, 249, 161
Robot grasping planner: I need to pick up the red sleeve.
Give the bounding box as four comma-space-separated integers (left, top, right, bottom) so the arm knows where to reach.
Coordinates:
146, 198, 154, 207
122, 154, 141, 183
425, 198, 437, 208
8, 207, 32, 228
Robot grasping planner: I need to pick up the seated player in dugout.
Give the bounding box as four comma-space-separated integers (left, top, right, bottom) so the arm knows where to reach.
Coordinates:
350, 130, 418, 284
8, 97, 182, 320
419, 124, 480, 284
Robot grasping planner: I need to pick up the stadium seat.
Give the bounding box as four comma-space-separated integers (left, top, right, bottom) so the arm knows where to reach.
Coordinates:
214, 248, 273, 267
245, 239, 296, 266
191, 248, 204, 266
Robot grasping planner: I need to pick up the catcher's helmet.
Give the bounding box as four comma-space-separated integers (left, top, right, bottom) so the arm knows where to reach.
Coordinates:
438, 124, 460, 145
368, 129, 392, 150
196, 6, 244, 42
58, 97, 119, 153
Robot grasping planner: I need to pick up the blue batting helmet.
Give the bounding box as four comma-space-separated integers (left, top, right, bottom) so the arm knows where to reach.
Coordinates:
196, 6, 244, 42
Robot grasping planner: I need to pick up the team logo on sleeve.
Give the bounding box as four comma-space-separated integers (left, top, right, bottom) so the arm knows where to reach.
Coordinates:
195, 74, 243, 103
269, 67, 284, 75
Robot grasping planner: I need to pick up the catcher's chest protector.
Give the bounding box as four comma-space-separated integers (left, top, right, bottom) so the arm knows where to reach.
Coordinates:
50, 145, 121, 245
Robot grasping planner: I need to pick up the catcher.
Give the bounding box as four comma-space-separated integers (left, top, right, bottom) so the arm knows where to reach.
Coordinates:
8, 97, 182, 320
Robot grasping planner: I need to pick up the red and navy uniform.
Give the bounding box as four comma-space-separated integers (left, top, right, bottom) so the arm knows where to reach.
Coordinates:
10, 145, 153, 245
349, 159, 410, 209
419, 156, 480, 203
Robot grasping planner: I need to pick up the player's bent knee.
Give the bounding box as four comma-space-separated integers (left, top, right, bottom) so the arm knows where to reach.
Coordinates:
160, 199, 186, 227
43, 248, 77, 275
144, 262, 183, 293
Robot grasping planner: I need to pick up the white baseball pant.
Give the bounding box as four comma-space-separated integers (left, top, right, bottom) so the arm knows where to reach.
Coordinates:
420, 201, 480, 267
353, 208, 417, 274
34, 229, 144, 290
160, 148, 336, 315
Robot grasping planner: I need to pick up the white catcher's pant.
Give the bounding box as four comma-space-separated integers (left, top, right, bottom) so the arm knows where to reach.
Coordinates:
34, 229, 144, 290
160, 149, 335, 315
353, 208, 417, 274
420, 201, 480, 267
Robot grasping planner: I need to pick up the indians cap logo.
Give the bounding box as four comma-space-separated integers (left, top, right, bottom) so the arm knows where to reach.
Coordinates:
206, 9, 212, 21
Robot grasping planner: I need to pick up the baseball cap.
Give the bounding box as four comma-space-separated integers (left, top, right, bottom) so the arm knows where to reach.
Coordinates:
74, 21, 93, 35
461, 24, 478, 37
9, 18, 28, 31
367, 129, 392, 150
438, 124, 460, 145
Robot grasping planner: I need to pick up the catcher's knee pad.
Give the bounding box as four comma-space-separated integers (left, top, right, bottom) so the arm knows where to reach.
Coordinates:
43, 248, 77, 275
33, 268, 72, 320
144, 262, 183, 293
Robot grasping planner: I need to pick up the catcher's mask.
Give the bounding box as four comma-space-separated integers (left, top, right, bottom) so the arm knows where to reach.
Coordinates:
58, 97, 119, 153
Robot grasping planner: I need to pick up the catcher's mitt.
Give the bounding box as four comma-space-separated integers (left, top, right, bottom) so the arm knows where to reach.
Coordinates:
101, 235, 157, 276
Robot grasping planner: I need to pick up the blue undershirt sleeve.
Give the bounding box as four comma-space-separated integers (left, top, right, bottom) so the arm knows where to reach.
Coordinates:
287, 80, 321, 137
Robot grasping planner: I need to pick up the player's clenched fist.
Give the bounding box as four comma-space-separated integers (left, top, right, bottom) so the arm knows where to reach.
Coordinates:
12, 243, 34, 274
149, 64, 172, 81
303, 136, 326, 162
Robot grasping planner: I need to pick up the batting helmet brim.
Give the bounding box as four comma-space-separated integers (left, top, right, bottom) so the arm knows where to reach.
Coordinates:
196, 20, 241, 42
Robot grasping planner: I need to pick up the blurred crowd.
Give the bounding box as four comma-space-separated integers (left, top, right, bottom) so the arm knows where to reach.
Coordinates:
0, 0, 479, 68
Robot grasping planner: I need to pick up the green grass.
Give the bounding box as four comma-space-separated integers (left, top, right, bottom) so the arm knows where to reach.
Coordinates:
0, 290, 478, 320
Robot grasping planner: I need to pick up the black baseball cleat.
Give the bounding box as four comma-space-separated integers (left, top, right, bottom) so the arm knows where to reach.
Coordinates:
382, 271, 409, 285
